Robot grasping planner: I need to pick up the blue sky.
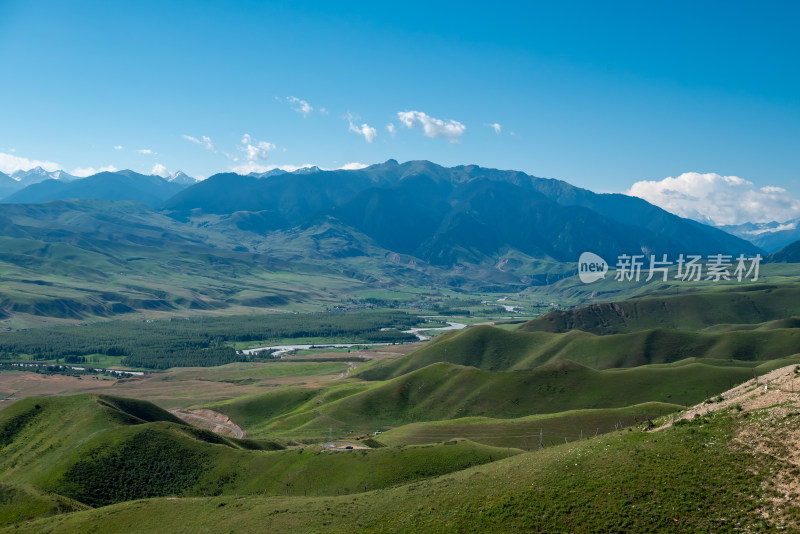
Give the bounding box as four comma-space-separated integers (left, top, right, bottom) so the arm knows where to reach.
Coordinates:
1, 1, 798, 222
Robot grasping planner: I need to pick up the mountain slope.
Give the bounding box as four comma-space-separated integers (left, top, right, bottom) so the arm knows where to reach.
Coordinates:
522, 284, 800, 334
334, 177, 690, 265
237, 360, 756, 437
164, 160, 761, 264
162, 168, 383, 223
0, 160, 773, 325
13, 395, 789, 533
0, 395, 512, 518
10, 167, 76, 186
355, 322, 800, 381
525, 177, 760, 256
0, 199, 328, 323
722, 219, 800, 252
0, 172, 19, 199
4, 171, 187, 207
767, 239, 800, 262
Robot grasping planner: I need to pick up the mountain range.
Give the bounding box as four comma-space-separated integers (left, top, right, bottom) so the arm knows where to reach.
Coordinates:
3, 161, 790, 255
0, 167, 74, 198
163, 160, 759, 263
3, 170, 190, 208
0, 159, 789, 323
0, 167, 197, 206
721, 219, 800, 253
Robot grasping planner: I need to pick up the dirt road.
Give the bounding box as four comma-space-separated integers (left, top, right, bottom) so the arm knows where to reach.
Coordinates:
334, 362, 357, 380
169, 408, 246, 439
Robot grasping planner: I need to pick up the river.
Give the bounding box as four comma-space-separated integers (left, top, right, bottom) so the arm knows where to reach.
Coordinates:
240, 320, 467, 356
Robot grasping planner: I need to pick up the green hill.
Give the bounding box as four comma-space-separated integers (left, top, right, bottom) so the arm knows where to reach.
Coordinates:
522, 284, 800, 334
356, 322, 800, 380
6, 407, 789, 533
217, 359, 762, 439
373, 402, 680, 448
0, 394, 516, 522
0, 483, 88, 528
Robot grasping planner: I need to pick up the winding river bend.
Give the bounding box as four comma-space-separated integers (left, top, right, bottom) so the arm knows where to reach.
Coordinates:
401, 321, 466, 341
239, 320, 467, 357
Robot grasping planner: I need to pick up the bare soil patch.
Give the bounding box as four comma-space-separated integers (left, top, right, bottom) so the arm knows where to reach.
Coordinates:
654, 364, 800, 528
170, 408, 246, 438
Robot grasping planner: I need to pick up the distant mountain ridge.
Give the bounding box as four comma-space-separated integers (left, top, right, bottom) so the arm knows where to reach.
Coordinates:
722, 219, 800, 253
11, 166, 76, 184
0, 160, 762, 268
0, 159, 780, 325
0, 166, 76, 198
163, 159, 760, 266
2, 170, 193, 207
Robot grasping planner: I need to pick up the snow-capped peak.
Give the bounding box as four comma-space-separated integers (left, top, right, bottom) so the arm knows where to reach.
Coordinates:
11, 167, 74, 184
167, 170, 197, 184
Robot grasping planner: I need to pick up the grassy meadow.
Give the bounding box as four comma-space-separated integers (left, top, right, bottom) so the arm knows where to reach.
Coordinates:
4, 280, 800, 530
4, 406, 792, 533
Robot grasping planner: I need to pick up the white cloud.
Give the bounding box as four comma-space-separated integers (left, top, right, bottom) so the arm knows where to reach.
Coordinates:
348, 121, 377, 143
230, 162, 315, 174
231, 162, 272, 174
397, 111, 466, 143
137, 148, 155, 155
744, 221, 799, 236
339, 162, 368, 170
240, 134, 277, 161
386, 123, 396, 136
488, 123, 502, 134
0, 152, 60, 174
286, 96, 313, 117
72, 165, 118, 177
114, 145, 123, 150
183, 134, 216, 152
184, 134, 231, 158
626, 172, 800, 226
151, 163, 169, 177
231, 162, 369, 174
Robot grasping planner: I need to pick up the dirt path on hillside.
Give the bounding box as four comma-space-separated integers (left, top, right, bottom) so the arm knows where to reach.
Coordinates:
169, 408, 245, 439
322, 441, 370, 450
653, 364, 800, 528
652, 365, 800, 432
334, 362, 357, 380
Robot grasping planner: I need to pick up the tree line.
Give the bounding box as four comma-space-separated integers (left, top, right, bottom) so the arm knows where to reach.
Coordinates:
0, 311, 419, 369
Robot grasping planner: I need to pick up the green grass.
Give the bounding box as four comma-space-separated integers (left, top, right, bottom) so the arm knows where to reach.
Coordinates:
0, 394, 517, 521
374, 402, 681, 448
174, 362, 350, 383
219, 359, 756, 439
524, 284, 800, 335
0, 484, 88, 527
357, 322, 800, 380
6, 409, 789, 533
516, 262, 800, 309
0, 395, 188, 484
205, 387, 321, 434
